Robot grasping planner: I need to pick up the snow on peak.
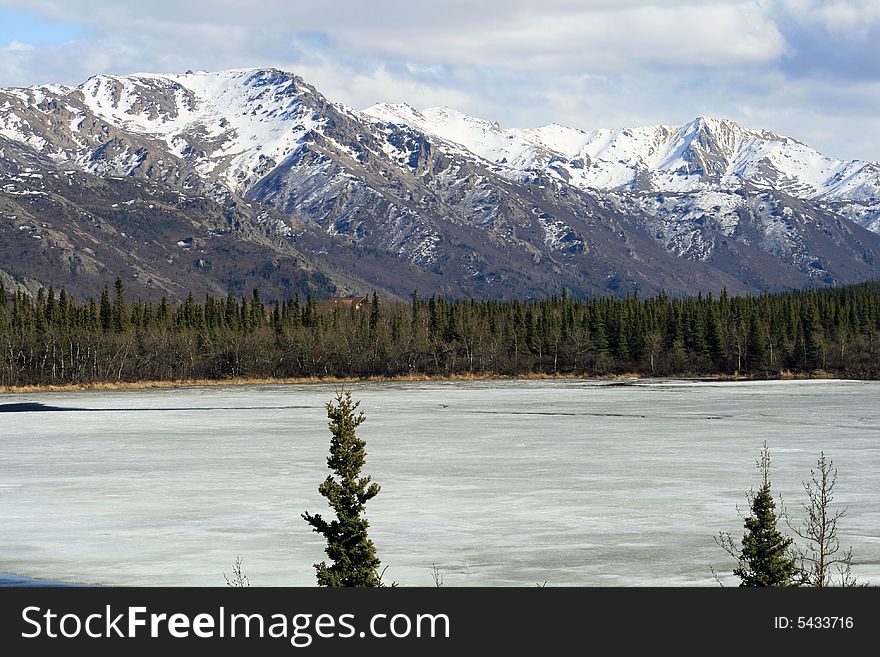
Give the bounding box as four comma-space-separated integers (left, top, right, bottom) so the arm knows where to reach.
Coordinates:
365, 104, 877, 200
2, 67, 878, 209
69, 68, 321, 190
366, 103, 550, 169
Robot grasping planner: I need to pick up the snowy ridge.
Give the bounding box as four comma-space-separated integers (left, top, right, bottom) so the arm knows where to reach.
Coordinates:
3, 67, 880, 298
3, 69, 877, 211
365, 104, 880, 204
75, 69, 324, 191
0, 69, 331, 193
364, 103, 552, 170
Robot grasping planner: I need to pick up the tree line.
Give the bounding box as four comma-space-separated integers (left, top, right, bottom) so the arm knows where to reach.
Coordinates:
1, 278, 880, 387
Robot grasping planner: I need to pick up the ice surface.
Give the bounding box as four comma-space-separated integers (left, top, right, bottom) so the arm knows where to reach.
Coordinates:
1, 379, 878, 587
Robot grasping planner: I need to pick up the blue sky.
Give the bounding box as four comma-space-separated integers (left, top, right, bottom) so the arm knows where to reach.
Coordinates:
1, 0, 879, 162
0, 7, 81, 46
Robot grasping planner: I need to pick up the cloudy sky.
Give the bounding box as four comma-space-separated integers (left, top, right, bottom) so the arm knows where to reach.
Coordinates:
1, 0, 878, 160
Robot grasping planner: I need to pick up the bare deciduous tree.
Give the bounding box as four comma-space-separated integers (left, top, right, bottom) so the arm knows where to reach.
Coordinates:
430, 563, 444, 588
224, 556, 250, 587
786, 453, 858, 587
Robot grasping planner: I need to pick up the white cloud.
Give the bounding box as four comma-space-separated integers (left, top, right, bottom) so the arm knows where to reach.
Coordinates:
331, 2, 786, 71
0, 0, 879, 160
5, 40, 33, 51
779, 0, 880, 38
1, 1, 785, 72
296, 61, 473, 113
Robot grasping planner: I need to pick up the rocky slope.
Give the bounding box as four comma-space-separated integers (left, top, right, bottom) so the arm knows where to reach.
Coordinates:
1, 68, 879, 300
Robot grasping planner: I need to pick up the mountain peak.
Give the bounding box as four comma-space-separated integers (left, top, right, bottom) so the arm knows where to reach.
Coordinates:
691, 115, 732, 127
359, 103, 875, 199
2, 66, 880, 300
365, 101, 422, 121
684, 115, 758, 138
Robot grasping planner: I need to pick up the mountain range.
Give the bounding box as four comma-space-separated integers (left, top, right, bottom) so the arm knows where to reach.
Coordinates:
2, 67, 879, 300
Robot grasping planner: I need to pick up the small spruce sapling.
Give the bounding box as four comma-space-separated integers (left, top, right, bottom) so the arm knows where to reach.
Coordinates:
714, 443, 799, 587
303, 387, 385, 587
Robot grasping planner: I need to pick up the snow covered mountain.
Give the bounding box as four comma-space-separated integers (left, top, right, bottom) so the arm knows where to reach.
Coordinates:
1, 67, 880, 300
365, 104, 880, 214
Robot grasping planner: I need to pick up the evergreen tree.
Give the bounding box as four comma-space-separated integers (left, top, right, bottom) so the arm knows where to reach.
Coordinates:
239, 296, 252, 333
589, 309, 608, 354
113, 278, 128, 333
705, 308, 725, 369
250, 289, 264, 328
613, 314, 630, 362
410, 290, 420, 331
369, 290, 381, 336
289, 294, 302, 328
304, 295, 315, 327
272, 302, 284, 336
58, 289, 69, 326
87, 298, 100, 331
46, 287, 59, 326
99, 286, 112, 333
746, 312, 767, 371
225, 292, 239, 330
302, 388, 384, 587
157, 296, 170, 328
802, 298, 825, 369
716, 444, 799, 587
34, 288, 48, 336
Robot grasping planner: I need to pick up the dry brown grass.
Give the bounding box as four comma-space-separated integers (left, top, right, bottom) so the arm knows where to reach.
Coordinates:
0, 371, 617, 393
0, 376, 350, 394
0, 369, 842, 394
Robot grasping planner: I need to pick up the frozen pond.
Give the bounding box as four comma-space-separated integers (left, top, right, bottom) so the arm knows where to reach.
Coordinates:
1, 379, 879, 587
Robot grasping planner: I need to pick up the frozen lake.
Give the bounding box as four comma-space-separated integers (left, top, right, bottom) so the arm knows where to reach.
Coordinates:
1, 379, 879, 587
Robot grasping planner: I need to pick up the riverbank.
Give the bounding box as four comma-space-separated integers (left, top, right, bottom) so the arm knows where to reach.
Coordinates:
0, 369, 850, 394
0, 572, 86, 587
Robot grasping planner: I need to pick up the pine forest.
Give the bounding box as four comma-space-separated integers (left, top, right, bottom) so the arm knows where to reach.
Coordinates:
1, 279, 879, 388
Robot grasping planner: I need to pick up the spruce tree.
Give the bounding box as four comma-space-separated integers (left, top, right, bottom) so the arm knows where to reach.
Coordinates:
589, 309, 608, 354
303, 388, 384, 587
705, 309, 725, 369
100, 286, 112, 333
746, 313, 767, 371
113, 278, 128, 333
716, 444, 799, 587
272, 302, 284, 336
225, 292, 239, 330
802, 299, 825, 369
46, 287, 58, 326
369, 290, 381, 335
157, 297, 170, 327
251, 289, 264, 328
58, 289, 69, 326
34, 288, 48, 336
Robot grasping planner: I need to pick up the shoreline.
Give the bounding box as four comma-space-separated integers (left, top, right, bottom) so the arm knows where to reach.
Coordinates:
0, 572, 87, 587
0, 369, 854, 394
